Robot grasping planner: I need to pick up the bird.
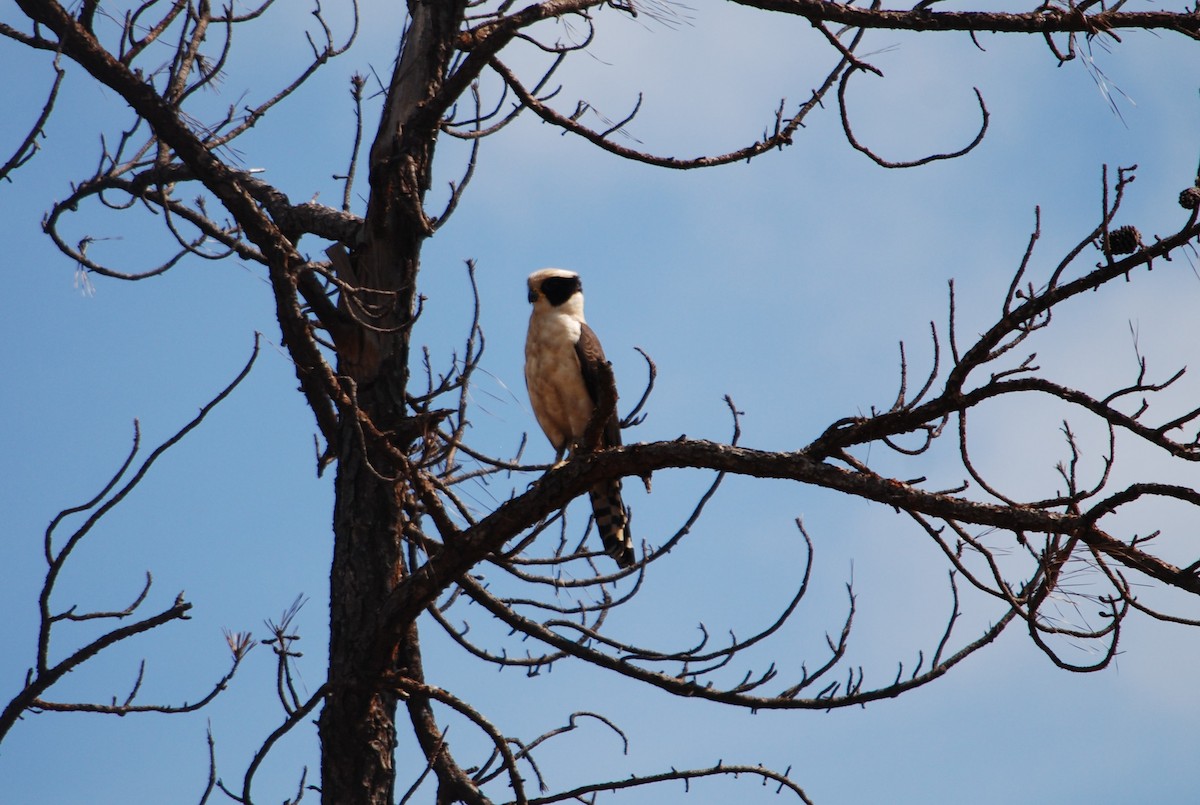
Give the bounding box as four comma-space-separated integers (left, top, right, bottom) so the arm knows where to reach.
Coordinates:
525, 268, 636, 568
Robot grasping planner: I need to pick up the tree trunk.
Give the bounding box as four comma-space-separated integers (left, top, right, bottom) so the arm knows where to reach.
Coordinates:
320, 422, 406, 804
315, 0, 474, 800
318, 232, 421, 803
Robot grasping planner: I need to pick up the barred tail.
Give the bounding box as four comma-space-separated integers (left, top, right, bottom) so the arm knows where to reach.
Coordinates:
589, 479, 635, 568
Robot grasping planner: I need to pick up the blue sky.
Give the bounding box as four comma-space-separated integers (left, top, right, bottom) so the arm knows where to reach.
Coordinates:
3, 2, 1200, 803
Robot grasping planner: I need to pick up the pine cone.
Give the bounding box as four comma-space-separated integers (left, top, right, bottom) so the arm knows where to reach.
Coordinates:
1180, 186, 1200, 210
1107, 225, 1141, 256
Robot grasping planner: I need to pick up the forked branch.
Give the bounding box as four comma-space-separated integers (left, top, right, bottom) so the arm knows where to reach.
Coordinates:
0, 337, 261, 745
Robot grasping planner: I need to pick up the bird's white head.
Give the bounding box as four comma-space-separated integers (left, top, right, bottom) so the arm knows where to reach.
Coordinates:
527, 268, 585, 317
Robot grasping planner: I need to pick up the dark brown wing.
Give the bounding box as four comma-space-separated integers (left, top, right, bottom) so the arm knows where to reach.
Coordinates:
577, 323, 634, 567
575, 323, 621, 448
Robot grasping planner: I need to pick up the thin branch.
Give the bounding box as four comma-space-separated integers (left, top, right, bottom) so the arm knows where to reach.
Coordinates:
840, 71, 989, 168
1, 56, 64, 181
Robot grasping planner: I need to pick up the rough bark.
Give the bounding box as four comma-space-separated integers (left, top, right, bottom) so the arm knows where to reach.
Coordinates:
317, 0, 469, 801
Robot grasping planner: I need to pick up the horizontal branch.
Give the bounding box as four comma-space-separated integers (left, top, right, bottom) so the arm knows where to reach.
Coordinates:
807, 213, 1200, 458
727, 1, 1200, 37
488, 53, 848, 170
519, 761, 815, 805
62, 162, 364, 248
455, 565, 1017, 711
0, 596, 192, 743
375, 432, 1200, 677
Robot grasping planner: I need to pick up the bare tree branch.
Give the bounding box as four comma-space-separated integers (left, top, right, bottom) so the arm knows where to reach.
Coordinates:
0, 337, 261, 745
0, 55, 62, 181
724, 1, 1200, 38
8, 1, 1200, 802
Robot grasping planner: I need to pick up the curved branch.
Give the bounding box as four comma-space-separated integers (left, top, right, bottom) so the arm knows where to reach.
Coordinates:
391, 676, 525, 804
0, 337, 262, 746
0, 595, 195, 743
17, 0, 347, 447
519, 762, 816, 805
450, 559, 1019, 711
487, 47, 852, 170
226, 684, 326, 805
839, 70, 989, 168
1, 56, 63, 181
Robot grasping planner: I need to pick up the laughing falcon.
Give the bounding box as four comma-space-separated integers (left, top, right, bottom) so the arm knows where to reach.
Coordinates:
525, 268, 635, 568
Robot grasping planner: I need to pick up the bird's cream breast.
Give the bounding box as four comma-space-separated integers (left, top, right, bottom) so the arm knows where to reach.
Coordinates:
525, 311, 593, 453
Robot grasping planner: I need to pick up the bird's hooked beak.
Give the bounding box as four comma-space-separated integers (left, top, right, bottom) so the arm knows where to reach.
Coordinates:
527, 287, 539, 303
